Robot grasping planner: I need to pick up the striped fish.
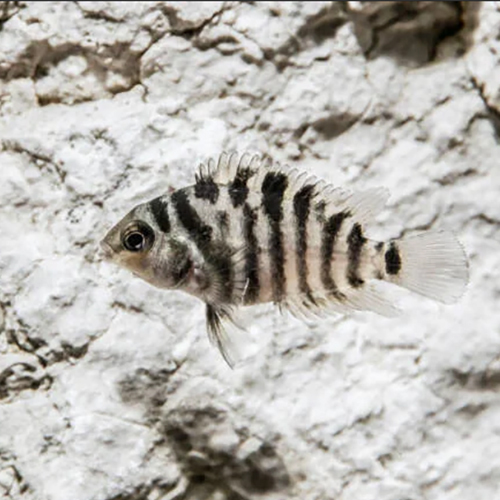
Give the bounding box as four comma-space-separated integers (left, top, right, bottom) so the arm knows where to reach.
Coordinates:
101, 152, 469, 366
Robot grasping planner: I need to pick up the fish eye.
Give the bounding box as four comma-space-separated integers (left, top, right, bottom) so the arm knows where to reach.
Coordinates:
124, 232, 145, 252
121, 222, 154, 253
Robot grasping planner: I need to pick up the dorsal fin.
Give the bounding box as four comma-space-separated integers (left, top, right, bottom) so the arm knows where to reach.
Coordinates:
198, 151, 265, 185
198, 151, 389, 224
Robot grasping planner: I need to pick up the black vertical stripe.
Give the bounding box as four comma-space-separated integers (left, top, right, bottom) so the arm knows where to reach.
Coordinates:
228, 167, 254, 208
169, 240, 192, 285
172, 189, 235, 302
207, 243, 234, 302
171, 189, 212, 248
194, 174, 219, 204
347, 223, 366, 287
293, 184, 315, 302
242, 203, 260, 303
217, 211, 230, 237
385, 242, 401, 275
321, 211, 350, 298
149, 196, 171, 233
261, 172, 288, 302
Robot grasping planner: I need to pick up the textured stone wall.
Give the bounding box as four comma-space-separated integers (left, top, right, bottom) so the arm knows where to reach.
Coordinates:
1, 2, 499, 499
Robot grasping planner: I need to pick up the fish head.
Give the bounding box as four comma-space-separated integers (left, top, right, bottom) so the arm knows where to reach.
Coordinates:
100, 203, 159, 283
100, 202, 209, 295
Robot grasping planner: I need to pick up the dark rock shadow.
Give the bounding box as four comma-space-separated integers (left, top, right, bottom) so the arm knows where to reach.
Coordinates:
118, 369, 292, 499
311, 112, 358, 140
162, 404, 291, 499
346, 1, 481, 67
297, 3, 349, 44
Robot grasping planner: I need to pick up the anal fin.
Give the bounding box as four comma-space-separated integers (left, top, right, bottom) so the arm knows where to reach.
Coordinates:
342, 282, 400, 317
284, 282, 400, 321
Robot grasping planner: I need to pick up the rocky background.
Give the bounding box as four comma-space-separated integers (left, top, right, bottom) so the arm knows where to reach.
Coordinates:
1, 2, 500, 499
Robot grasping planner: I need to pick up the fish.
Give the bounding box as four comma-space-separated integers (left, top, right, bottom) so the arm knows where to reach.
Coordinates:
101, 152, 469, 366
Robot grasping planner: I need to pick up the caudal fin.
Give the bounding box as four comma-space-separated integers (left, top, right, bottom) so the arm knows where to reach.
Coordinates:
384, 231, 469, 304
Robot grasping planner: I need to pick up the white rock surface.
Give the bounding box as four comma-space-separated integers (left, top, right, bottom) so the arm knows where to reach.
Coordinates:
1, 2, 499, 499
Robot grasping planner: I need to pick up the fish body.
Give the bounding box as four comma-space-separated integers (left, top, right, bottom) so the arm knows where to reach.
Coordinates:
101, 152, 469, 365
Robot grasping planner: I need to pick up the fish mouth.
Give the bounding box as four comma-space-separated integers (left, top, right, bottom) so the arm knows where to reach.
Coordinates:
99, 240, 115, 261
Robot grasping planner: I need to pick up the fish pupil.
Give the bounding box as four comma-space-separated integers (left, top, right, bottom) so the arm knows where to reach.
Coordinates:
124, 232, 145, 251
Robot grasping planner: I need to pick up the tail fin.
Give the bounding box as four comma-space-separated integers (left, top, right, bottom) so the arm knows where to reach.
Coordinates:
385, 231, 469, 304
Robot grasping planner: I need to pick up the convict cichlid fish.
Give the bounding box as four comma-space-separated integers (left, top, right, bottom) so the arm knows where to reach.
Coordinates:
101, 152, 469, 366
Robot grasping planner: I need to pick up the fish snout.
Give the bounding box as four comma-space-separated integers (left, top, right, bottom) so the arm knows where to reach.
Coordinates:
99, 240, 115, 261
